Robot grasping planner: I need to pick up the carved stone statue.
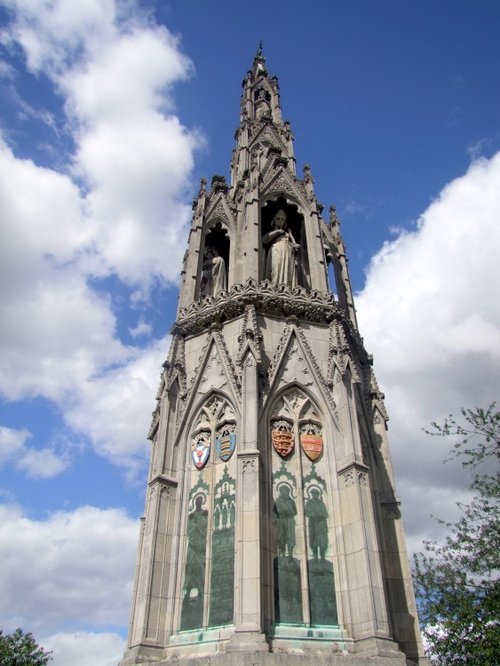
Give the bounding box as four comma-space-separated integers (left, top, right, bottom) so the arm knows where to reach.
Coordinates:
201, 247, 227, 297
263, 209, 299, 287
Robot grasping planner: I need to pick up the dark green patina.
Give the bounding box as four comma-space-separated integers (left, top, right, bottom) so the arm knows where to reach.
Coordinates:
180, 477, 209, 631
209, 467, 236, 626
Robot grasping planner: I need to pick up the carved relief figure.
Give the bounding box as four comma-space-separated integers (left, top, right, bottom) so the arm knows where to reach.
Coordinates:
201, 247, 227, 297
273, 484, 297, 556
263, 209, 299, 287
184, 495, 209, 597
305, 488, 328, 559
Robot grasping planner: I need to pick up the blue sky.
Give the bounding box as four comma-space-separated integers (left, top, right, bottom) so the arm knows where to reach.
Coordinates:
1, 2, 499, 664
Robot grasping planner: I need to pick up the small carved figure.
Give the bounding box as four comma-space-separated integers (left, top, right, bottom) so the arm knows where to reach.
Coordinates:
201, 247, 227, 297
273, 484, 297, 557
263, 209, 299, 287
305, 488, 328, 559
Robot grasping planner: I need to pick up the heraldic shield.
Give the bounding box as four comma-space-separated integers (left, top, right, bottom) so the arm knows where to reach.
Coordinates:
191, 434, 210, 469
272, 422, 294, 458
215, 428, 236, 461
300, 433, 323, 461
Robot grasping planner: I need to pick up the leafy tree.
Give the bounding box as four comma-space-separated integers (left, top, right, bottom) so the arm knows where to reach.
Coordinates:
0, 628, 52, 666
413, 404, 500, 665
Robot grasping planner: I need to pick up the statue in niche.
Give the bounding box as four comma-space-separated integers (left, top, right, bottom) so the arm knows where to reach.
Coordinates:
201, 247, 227, 297
305, 488, 328, 559
273, 484, 297, 557
263, 209, 299, 287
184, 495, 208, 598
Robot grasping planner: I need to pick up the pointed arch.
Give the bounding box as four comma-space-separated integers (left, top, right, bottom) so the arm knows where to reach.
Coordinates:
264, 383, 340, 628
177, 389, 239, 632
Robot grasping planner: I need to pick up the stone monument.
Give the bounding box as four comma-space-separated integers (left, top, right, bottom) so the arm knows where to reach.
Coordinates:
120, 47, 428, 665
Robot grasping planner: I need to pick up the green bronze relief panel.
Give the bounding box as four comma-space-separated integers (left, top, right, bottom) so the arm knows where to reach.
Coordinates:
272, 461, 303, 624
209, 466, 236, 626
180, 476, 210, 631
303, 464, 338, 625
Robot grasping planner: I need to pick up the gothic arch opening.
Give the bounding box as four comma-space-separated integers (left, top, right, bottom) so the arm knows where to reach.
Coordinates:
261, 197, 310, 288
267, 385, 339, 628
199, 222, 230, 298
179, 393, 238, 632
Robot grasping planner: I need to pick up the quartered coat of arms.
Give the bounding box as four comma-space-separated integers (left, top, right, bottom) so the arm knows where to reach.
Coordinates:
191, 433, 210, 469
271, 421, 294, 458
215, 428, 236, 461
300, 432, 323, 461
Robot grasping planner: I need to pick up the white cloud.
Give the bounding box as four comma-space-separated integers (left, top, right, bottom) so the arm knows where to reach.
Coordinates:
129, 318, 153, 338
65, 335, 170, 476
3, 0, 200, 287
356, 152, 500, 550
0, 503, 138, 634
0, 425, 30, 463
43, 631, 126, 666
0, 426, 69, 479
0, 0, 200, 475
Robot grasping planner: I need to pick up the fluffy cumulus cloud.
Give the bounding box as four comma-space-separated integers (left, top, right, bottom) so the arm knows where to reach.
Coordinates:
0, 503, 138, 633
3, 0, 198, 286
0, 426, 69, 478
65, 335, 170, 476
0, 0, 200, 476
356, 152, 500, 553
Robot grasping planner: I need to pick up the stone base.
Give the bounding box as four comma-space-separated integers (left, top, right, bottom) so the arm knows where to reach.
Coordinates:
120, 627, 426, 666
121, 634, 413, 665
122, 654, 408, 666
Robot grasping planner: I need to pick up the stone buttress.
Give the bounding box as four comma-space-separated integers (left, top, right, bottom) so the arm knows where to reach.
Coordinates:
120, 47, 428, 666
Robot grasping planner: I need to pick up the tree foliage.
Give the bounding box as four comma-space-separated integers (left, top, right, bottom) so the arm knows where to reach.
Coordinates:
413, 404, 500, 665
0, 628, 52, 666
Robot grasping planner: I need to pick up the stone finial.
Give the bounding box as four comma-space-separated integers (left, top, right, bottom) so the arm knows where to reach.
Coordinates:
211, 174, 228, 194
329, 205, 340, 228
253, 41, 267, 76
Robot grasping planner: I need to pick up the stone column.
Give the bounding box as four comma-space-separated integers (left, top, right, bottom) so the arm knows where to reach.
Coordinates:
122, 476, 178, 664
227, 351, 269, 652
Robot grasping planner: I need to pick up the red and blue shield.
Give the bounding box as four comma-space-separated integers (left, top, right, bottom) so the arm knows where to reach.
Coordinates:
191, 435, 210, 469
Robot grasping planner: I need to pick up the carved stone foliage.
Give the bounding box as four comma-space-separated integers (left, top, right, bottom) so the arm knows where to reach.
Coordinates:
340, 464, 369, 488
248, 123, 287, 158
261, 168, 301, 202
174, 279, 339, 336
241, 457, 256, 474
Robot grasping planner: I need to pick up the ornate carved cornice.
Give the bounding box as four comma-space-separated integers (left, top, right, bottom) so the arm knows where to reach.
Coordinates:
172, 279, 341, 336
